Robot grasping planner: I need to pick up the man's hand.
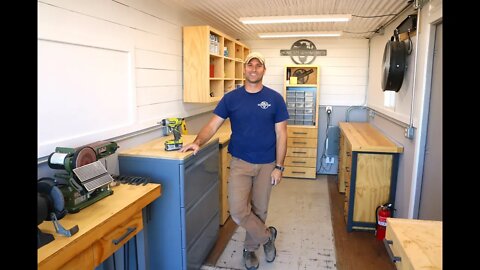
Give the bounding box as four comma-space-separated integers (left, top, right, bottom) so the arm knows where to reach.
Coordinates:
271, 169, 282, 186
179, 143, 200, 155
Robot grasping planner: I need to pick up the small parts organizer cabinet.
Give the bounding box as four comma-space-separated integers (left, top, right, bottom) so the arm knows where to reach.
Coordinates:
338, 122, 403, 232
183, 25, 250, 103
118, 135, 220, 270
384, 218, 442, 270
283, 65, 320, 179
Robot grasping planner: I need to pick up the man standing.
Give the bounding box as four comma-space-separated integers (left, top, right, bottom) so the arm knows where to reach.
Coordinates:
179, 52, 288, 270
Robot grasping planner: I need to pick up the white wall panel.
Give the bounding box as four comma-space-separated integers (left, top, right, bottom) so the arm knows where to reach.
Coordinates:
38, 0, 212, 158
133, 31, 182, 54
136, 69, 182, 87
137, 101, 216, 123
38, 3, 134, 50
135, 50, 182, 70
136, 86, 183, 106
245, 37, 369, 106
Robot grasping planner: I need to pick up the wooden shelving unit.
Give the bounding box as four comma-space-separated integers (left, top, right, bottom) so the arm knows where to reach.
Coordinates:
282, 65, 320, 179
183, 25, 250, 103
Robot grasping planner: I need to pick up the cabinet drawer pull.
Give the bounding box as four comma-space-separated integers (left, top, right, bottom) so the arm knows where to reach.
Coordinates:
292, 161, 306, 164
292, 171, 306, 174
346, 152, 351, 156
293, 132, 307, 135
293, 142, 307, 144
112, 227, 137, 245
345, 167, 350, 172
383, 239, 402, 263
293, 151, 307, 154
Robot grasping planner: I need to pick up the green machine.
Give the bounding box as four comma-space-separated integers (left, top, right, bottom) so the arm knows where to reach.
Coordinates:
47, 141, 119, 213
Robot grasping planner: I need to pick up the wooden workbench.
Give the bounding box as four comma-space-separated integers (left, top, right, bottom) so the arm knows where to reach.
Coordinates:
38, 183, 161, 270
385, 218, 442, 270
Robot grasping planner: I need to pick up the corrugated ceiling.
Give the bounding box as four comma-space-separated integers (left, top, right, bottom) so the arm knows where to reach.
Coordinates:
167, 0, 415, 40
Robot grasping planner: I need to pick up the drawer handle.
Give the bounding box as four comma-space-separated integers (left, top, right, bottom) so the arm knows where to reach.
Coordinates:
346, 152, 351, 156
112, 227, 137, 245
292, 171, 306, 174
293, 151, 307, 154
383, 239, 402, 263
293, 132, 307, 134
292, 161, 306, 164
345, 167, 350, 172
293, 142, 307, 144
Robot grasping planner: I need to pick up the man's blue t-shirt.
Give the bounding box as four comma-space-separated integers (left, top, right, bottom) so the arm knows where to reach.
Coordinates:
214, 86, 289, 164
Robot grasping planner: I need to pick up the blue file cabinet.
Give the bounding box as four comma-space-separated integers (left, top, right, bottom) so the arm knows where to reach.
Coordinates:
118, 136, 219, 270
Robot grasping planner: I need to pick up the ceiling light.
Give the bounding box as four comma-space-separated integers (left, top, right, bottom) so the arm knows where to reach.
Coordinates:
239, 14, 351, 24
258, 31, 343, 38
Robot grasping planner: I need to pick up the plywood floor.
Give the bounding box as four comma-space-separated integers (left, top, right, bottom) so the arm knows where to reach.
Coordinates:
202, 175, 396, 270
327, 175, 395, 270
202, 176, 336, 270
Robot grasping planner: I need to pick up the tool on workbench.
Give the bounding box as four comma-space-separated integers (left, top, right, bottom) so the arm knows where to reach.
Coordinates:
159, 118, 187, 151
47, 141, 119, 213
38, 177, 80, 248
112, 175, 151, 185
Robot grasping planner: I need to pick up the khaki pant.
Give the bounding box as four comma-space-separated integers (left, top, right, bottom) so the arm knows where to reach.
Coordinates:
228, 157, 275, 251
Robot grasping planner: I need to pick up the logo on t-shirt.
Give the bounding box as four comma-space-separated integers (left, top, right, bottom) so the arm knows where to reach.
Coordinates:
257, 101, 271, 109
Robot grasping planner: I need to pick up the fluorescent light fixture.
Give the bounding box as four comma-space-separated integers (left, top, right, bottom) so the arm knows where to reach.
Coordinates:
239, 14, 351, 24
258, 31, 342, 38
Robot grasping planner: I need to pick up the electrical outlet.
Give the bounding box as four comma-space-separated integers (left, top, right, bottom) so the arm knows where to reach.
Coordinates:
325, 157, 334, 164
325, 106, 332, 114
404, 126, 414, 139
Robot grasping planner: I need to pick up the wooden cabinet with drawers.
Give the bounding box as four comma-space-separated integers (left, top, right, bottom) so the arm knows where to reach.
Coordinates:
284, 126, 318, 179
219, 139, 232, 225
37, 184, 161, 270
282, 65, 320, 179
214, 120, 232, 225
338, 122, 403, 231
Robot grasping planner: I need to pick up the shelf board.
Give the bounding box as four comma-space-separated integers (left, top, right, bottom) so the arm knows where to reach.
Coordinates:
286, 84, 318, 88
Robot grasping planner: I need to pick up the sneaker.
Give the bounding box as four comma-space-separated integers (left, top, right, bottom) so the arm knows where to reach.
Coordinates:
263, 226, 277, 262
243, 249, 259, 270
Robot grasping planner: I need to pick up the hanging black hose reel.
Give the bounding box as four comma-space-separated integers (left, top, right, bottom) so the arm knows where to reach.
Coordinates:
381, 32, 407, 92
381, 14, 417, 92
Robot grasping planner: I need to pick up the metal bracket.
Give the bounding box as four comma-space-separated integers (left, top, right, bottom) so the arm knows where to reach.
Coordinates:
383, 239, 402, 263
50, 213, 79, 237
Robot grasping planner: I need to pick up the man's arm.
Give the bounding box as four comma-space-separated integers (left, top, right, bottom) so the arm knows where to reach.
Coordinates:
179, 115, 225, 154
271, 120, 288, 185
274, 120, 288, 167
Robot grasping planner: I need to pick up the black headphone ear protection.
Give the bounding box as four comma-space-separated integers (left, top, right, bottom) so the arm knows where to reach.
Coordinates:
37, 177, 67, 220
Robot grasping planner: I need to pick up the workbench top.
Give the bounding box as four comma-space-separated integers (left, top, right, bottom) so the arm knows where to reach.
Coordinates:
119, 135, 219, 160
38, 183, 161, 269
339, 122, 403, 153
386, 218, 442, 270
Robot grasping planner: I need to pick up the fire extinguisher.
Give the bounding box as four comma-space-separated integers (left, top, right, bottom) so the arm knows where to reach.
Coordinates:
375, 203, 394, 240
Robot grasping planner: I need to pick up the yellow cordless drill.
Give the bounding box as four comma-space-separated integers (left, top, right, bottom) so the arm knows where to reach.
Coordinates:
160, 118, 187, 151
